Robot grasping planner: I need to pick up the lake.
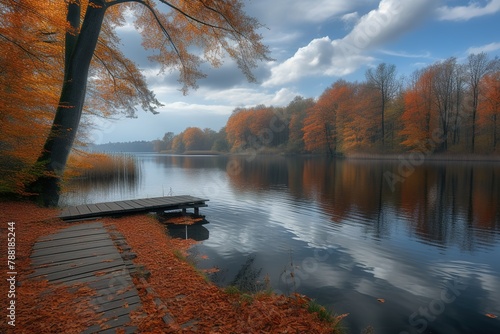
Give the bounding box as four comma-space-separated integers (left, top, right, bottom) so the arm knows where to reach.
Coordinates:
60, 154, 500, 334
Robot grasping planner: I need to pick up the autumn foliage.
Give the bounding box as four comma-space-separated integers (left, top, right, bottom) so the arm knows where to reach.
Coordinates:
0, 0, 63, 194
1, 0, 270, 203
215, 56, 500, 156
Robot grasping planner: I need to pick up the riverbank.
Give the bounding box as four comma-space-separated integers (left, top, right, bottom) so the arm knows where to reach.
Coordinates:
0, 201, 346, 333
154, 149, 500, 162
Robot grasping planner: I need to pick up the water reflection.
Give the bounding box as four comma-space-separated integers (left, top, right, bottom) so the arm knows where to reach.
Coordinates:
165, 224, 210, 241
59, 154, 500, 334
226, 156, 500, 250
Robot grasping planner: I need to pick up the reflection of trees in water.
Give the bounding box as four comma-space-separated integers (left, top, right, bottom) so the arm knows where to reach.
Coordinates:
225, 157, 500, 249
226, 156, 290, 192
155, 155, 228, 170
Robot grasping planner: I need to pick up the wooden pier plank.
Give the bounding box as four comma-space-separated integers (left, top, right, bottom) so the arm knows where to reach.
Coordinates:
120, 200, 145, 209
37, 228, 108, 242
30, 245, 119, 266
105, 201, 125, 211
67, 206, 79, 217
29, 253, 123, 277
33, 233, 110, 250
31, 222, 142, 333
110, 200, 136, 211
95, 202, 113, 212
59, 195, 209, 221
31, 239, 115, 258
85, 204, 101, 214
76, 205, 93, 215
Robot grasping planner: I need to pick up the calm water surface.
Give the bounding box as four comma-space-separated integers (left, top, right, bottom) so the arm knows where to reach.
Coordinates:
60, 154, 500, 334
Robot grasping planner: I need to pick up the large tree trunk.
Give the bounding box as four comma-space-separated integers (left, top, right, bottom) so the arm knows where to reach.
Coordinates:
29, 1, 106, 206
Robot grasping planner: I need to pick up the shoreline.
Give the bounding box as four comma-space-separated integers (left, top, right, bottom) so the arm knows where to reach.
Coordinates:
146, 149, 500, 162
0, 200, 345, 333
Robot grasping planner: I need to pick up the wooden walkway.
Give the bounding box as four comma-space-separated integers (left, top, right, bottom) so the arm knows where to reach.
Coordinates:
60, 195, 208, 221
29, 222, 142, 333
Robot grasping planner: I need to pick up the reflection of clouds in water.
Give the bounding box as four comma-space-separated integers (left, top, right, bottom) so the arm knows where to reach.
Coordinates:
431, 261, 500, 299
273, 214, 453, 298
205, 175, 499, 311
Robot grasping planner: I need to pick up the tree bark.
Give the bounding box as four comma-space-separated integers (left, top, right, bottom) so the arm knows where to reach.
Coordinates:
29, 1, 107, 206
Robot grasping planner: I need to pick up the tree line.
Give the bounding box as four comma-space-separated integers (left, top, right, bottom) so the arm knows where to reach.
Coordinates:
161, 54, 499, 156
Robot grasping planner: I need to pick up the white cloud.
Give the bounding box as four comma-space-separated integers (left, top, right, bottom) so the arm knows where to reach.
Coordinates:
379, 49, 432, 58
343, 0, 435, 51
249, 0, 359, 25
290, 0, 355, 22
341, 11, 360, 28
437, 0, 500, 21
204, 87, 298, 107
263, 37, 373, 87
467, 41, 500, 54
264, 0, 436, 86
158, 102, 233, 116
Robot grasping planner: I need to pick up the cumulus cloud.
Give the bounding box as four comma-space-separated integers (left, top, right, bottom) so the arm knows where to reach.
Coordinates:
467, 41, 500, 54
264, 0, 436, 87
437, 0, 500, 21
263, 37, 373, 87
204, 87, 298, 107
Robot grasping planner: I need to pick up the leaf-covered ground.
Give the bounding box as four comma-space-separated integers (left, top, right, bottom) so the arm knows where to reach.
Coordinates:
0, 201, 345, 333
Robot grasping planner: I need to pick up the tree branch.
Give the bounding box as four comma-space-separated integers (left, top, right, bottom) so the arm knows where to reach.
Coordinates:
0, 33, 42, 63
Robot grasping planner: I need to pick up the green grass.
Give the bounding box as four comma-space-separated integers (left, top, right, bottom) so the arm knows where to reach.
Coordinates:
224, 285, 242, 295
307, 299, 348, 334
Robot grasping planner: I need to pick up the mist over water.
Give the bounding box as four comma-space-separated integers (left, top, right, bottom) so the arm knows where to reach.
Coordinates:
60, 154, 500, 334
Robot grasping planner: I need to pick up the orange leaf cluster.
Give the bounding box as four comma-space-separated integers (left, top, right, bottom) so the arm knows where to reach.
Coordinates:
164, 215, 204, 225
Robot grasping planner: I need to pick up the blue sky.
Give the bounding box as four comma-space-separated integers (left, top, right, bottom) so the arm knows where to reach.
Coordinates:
92, 0, 500, 144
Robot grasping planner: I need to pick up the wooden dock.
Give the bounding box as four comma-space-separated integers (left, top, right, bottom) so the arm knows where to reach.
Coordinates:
29, 222, 142, 333
60, 195, 208, 221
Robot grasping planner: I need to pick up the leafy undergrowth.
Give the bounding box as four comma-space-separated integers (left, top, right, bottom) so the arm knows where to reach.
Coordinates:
104, 214, 347, 333
0, 201, 102, 333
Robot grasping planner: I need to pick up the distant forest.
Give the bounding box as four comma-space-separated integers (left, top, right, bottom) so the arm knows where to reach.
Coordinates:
90, 140, 155, 152
98, 55, 500, 156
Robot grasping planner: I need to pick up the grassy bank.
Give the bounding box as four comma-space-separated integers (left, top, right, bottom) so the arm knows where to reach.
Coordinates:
0, 201, 346, 333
